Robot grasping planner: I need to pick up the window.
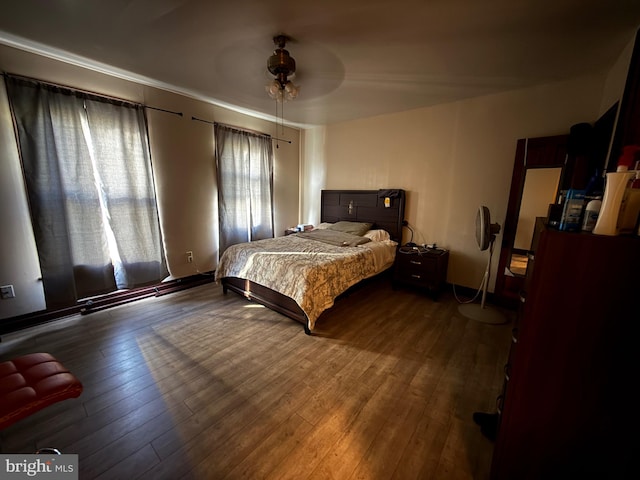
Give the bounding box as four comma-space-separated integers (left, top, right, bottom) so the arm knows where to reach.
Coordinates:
6, 75, 167, 309
214, 123, 274, 254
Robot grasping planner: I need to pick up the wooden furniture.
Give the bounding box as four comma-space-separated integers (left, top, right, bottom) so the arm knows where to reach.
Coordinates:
496, 107, 618, 308
490, 219, 639, 479
392, 247, 449, 298
495, 134, 568, 308
221, 189, 406, 333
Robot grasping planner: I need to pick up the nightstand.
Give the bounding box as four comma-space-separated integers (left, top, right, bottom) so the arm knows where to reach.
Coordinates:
392, 246, 449, 298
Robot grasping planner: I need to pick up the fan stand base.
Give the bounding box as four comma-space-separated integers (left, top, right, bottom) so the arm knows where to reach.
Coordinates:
458, 303, 508, 325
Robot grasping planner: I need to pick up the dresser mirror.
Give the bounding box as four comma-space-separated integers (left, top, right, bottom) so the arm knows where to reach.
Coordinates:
496, 135, 568, 306
509, 167, 562, 275
496, 99, 620, 306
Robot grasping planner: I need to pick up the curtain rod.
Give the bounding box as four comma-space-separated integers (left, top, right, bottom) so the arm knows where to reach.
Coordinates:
3, 72, 141, 108
191, 115, 216, 125
3, 72, 183, 116
145, 105, 183, 117
191, 116, 292, 144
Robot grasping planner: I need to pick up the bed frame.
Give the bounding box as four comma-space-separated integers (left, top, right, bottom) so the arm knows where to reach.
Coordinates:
220, 189, 406, 334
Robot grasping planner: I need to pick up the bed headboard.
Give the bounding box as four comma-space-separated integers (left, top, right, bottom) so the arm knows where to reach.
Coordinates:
320, 189, 406, 242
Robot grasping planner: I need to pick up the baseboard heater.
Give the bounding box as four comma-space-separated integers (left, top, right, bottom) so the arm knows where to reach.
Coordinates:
0, 273, 215, 337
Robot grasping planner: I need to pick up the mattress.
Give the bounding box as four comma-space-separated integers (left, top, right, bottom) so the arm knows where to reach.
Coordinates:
215, 231, 397, 330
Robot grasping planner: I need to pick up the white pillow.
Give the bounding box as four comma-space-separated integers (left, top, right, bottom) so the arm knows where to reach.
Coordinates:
313, 222, 333, 230
363, 229, 391, 242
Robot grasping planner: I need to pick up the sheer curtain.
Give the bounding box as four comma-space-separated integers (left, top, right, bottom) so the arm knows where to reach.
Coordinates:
6, 75, 167, 309
215, 124, 274, 254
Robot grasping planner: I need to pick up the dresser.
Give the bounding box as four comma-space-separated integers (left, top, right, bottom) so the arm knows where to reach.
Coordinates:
392, 246, 449, 298
490, 219, 639, 479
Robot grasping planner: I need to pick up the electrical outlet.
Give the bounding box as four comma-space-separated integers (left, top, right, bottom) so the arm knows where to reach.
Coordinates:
1, 284, 15, 299
186, 251, 193, 263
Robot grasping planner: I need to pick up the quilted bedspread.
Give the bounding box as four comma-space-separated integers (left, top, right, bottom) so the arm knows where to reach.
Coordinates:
215, 233, 395, 330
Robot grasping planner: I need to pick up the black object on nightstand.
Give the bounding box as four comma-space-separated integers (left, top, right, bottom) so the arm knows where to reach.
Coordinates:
392, 246, 449, 299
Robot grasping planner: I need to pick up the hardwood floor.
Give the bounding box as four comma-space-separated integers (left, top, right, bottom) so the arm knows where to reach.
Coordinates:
0, 275, 513, 479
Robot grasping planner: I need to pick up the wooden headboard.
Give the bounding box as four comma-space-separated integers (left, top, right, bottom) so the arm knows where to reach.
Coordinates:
320, 189, 406, 242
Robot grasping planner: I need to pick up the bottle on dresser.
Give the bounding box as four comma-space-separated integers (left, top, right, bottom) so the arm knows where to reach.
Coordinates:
593, 145, 639, 236
617, 169, 640, 234
581, 197, 602, 232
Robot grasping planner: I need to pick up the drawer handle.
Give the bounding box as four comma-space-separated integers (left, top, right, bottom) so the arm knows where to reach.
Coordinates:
411, 274, 422, 279
409, 260, 422, 265
496, 394, 504, 415
511, 327, 518, 343
504, 363, 511, 381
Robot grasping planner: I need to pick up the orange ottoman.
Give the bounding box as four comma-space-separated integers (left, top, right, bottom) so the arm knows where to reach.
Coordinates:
0, 353, 83, 430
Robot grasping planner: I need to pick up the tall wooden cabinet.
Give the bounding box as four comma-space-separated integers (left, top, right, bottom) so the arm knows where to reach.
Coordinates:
490, 220, 639, 479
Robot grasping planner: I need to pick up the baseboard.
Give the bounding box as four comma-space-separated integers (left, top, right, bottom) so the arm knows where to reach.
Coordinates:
0, 273, 215, 337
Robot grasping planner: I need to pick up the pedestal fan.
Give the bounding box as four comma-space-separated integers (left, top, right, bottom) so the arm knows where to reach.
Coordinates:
458, 206, 507, 324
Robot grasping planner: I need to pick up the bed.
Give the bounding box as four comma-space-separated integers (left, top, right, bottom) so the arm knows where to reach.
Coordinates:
216, 189, 406, 334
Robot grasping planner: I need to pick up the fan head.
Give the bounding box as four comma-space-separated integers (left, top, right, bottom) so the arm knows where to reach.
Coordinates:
476, 205, 501, 251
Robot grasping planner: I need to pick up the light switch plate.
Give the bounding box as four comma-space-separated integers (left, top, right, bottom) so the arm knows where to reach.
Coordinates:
1, 285, 15, 299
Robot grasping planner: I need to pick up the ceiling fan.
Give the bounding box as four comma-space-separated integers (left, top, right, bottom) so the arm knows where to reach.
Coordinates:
266, 35, 300, 102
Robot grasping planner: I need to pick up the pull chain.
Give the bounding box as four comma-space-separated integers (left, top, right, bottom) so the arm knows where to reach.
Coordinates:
275, 99, 279, 148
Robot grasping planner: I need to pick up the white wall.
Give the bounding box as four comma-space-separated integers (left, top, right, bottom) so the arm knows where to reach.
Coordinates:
305, 28, 638, 294
300, 126, 328, 223
0, 44, 300, 320
0, 80, 46, 316
301, 73, 609, 291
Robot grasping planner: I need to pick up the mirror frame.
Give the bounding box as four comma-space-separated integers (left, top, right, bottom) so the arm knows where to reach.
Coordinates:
495, 135, 569, 307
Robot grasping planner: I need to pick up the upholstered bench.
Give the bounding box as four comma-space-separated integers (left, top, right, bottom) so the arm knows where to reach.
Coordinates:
0, 353, 83, 430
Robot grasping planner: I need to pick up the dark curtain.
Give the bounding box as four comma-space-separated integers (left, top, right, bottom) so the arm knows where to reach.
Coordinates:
215, 124, 274, 254
5, 75, 167, 309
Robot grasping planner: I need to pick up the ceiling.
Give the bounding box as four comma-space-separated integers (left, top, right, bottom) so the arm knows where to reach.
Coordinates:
1, 0, 639, 127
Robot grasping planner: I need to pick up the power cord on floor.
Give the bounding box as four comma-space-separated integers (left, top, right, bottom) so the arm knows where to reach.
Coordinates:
452, 281, 483, 304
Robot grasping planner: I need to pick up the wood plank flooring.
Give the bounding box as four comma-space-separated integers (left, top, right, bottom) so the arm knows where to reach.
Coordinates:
0, 275, 513, 479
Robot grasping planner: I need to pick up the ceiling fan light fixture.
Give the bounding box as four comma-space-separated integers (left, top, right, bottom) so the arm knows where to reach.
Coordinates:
283, 80, 299, 100
266, 35, 300, 103
266, 79, 281, 98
